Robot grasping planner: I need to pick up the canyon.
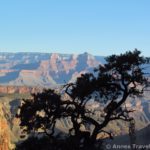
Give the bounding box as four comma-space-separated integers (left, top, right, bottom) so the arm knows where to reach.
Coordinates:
0, 52, 150, 149
0, 52, 105, 88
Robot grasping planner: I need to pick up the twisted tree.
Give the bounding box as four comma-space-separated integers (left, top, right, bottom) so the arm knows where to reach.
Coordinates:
16, 50, 149, 150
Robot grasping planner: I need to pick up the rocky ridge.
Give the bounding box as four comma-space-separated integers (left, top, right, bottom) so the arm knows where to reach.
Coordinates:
0, 52, 104, 87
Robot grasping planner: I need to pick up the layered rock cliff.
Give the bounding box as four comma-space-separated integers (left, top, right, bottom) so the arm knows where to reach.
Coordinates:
0, 86, 42, 94
0, 52, 103, 87
0, 103, 14, 150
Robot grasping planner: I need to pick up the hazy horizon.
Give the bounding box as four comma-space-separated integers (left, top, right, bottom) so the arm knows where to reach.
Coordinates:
0, 50, 149, 57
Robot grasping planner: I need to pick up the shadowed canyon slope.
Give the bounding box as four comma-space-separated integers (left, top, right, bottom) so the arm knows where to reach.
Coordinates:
0, 92, 150, 149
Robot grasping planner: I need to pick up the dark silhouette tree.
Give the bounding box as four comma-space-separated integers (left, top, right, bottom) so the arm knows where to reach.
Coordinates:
16, 49, 149, 150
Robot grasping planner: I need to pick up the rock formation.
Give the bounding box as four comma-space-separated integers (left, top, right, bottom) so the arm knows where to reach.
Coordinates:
0, 103, 14, 150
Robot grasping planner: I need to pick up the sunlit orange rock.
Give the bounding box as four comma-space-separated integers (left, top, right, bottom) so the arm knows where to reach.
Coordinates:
0, 104, 13, 150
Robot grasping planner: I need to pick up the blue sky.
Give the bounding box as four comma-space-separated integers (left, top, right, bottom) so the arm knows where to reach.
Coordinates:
0, 0, 150, 56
